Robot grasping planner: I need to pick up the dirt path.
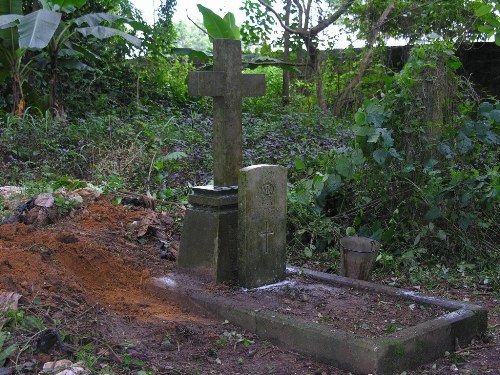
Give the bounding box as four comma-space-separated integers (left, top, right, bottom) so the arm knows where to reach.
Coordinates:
0, 197, 498, 374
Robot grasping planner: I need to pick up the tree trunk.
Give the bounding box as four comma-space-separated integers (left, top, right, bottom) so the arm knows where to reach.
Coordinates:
333, 2, 395, 116
11, 69, 24, 116
304, 39, 326, 111
48, 42, 61, 117
282, 0, 292, 106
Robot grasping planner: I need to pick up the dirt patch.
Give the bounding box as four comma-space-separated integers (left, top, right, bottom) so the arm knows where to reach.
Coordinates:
0, 199, 202, 323
0, 195, 498, 374
215, 278, 447, 338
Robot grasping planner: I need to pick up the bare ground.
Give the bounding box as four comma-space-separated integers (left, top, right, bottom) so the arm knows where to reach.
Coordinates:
0, 196, 498, 374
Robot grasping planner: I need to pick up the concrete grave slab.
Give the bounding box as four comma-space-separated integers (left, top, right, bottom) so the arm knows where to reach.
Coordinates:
151, 267, 488, 375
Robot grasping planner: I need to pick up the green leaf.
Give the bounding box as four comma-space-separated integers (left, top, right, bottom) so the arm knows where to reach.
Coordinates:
475, 4, 493, 17
447, 58, 462, 70
74, 12, 128, 27
197, 4, 239, 40
18, 9, 61, 49
489, 109, 500, 123
478, 102, 494, 113
351, 148, 364, 166
457, 136, 473, 155
388, 148, 402, 160
173, 47, 212, 62
77, 26, 141, 47
365, 102, 385, 127
48, 0, 86, 13
424, 207, 442, 221
0, 14, 22, 27
0, 344, 17, 365
478, 24, 494, 33
163, 151, 187, 160
353, 125, 373, 137
0, 0, 22, 16
379, 128, 393, 147
336, 156, 354, 178
354, 111, 367, 125
59, 59, 94, 70
367, 130, 380, 143
294, 157, 306, 171
373, 149, 389, 165
0, 0, 22, 52
223, 12, 240, 40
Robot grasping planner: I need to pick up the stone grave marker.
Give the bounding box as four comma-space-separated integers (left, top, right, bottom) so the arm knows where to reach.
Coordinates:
238, 165, 287, 288
187, 38, 265, 187
177, 39, 266, 282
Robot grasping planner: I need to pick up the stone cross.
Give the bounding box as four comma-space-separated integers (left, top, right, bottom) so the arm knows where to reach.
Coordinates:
188, 39, 265, 187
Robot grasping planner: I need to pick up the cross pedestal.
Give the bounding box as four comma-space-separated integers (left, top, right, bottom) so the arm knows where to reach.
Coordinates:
177, 39, 265, 283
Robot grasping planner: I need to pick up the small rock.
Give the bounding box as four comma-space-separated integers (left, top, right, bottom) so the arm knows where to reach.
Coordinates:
0, 367, 12, 375
56, 368, 88, 375
73, 187, 101, 205
34, 194, 55, 208
42, 361, 55, 371
53, 360, 73, 370
0, 292, 22, 312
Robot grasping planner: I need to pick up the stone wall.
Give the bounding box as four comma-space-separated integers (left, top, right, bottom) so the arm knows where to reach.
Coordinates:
324, 42, 500, 99
385, 42, 500, 98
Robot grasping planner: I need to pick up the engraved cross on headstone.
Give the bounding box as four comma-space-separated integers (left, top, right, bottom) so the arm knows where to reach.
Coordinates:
259, 221, 274, 254
188, 39, 266, 187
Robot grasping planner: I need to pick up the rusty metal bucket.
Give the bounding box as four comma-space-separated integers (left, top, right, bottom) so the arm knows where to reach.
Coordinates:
338, 236, 380, 281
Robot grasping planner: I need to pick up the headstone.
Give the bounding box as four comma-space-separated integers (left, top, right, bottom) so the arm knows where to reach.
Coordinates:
238, 165, 287, 288
178, 39, 266, 283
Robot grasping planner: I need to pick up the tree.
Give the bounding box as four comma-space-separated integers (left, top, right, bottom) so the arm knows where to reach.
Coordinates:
333, 1, 395, 115
0, 0, 25, 115
475, 0, 500, 45
243, 0, 356, 109
0, 0, 142, 115
174, 20, 211, 50
344, 0, 479, 44
332, 0, 480, 114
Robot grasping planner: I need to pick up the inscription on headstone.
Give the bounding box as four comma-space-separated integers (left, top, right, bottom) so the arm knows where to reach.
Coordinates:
238, 165, 287, 288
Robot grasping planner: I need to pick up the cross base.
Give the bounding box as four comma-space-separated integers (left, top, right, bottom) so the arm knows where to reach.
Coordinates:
177, 186, 239, 283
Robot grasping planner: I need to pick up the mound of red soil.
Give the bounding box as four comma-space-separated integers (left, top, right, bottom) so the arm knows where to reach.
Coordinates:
0, 198, 198, 322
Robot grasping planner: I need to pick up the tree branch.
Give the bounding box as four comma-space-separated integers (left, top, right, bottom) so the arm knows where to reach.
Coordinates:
304, 0, 312, 30
333, 2, 396, 115
309, 0, 355, 36
292, 0, 304, 27
256, 0, 301, 34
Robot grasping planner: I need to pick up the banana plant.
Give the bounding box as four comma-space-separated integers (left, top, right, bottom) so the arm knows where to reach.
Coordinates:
0, 0, 143, 115
0, 0, 26, 115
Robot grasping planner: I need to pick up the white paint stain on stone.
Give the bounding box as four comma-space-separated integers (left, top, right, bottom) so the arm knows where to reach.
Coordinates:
157, 277, 177, 288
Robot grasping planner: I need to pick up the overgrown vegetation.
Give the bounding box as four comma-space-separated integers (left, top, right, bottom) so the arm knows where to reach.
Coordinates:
0, 2, 499, 370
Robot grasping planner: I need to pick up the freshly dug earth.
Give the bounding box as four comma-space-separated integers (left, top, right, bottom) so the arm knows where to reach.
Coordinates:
0, 196, 498, 374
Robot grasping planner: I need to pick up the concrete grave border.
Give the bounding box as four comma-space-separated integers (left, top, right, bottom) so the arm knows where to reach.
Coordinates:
151, 266, 487, 374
